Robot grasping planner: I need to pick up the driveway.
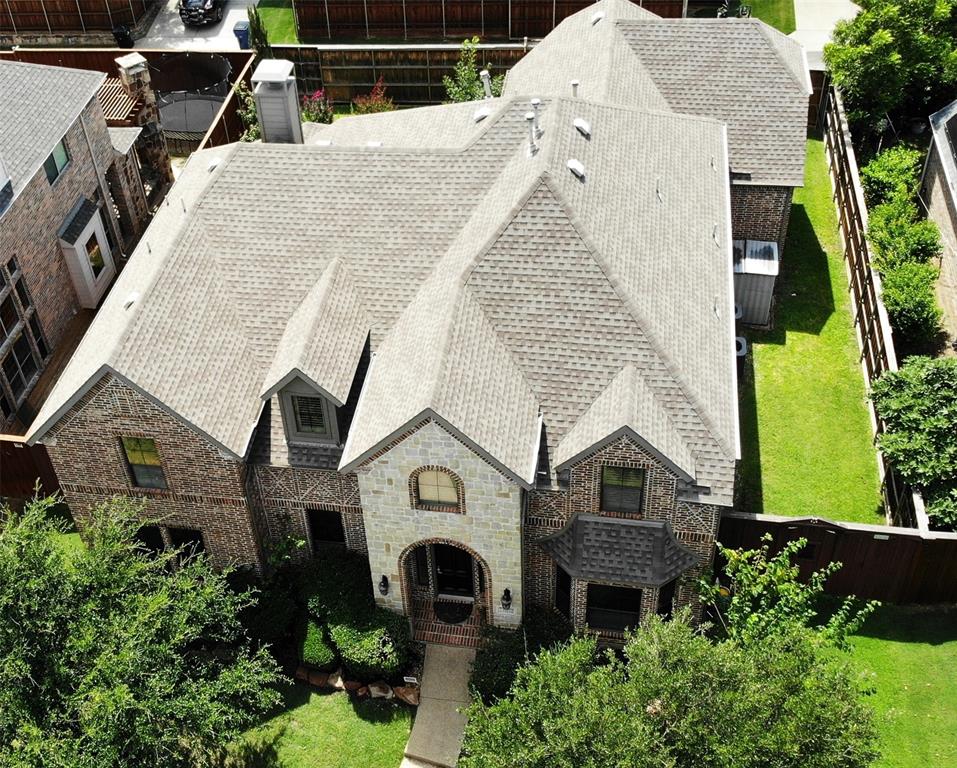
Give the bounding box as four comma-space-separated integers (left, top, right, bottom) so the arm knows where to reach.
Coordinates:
139, 0, 255, 50
789, 0, 860, 69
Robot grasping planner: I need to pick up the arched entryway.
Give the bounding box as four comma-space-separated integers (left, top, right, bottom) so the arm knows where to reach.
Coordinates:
398, 539, 492, 647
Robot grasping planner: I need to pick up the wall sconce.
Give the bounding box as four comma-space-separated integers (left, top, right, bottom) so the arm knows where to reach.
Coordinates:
501, 588, 512, 610
378, 575, 389, 595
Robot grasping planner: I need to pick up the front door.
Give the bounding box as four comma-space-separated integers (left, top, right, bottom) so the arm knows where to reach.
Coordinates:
434, 544, 473, 598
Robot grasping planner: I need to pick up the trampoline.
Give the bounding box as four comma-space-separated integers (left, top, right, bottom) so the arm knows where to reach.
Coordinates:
153, 52, 233, 153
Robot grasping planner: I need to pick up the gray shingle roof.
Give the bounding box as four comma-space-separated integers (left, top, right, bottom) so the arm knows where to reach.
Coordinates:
504, 0, 811, 186
58, 198, 99, 244
0, 60, 105, 196
108, 126, 142, 156
538, 513, 698, 587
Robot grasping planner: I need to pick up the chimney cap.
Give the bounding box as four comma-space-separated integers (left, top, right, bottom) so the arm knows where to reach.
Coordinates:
115, 51, 147, 72
252, 59, 295, 84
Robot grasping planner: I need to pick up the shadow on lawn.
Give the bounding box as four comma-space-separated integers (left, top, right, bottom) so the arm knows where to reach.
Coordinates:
854, 604, 957, 646
735, 350, 764, 514
755, 203, 836, 345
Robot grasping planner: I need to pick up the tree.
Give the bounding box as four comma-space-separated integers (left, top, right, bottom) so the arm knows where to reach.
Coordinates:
461, 614, 880, 768
871, 356, 957, 529
823, 0, 957, 130
701, 536, 877, 650
247, 5, 272, 60
443, 37, 505, 103
0, 496, 283, 768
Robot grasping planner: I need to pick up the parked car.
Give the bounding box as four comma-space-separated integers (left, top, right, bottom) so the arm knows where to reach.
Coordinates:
179, 0, 226, 25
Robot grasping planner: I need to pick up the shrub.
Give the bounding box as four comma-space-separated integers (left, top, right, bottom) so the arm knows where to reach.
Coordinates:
327, 607, 411, 681
868, 196, 942, 272
300, 617, 337, 670
352, 76, 394, 115
443, 36, 505, 102
880, 262, 942, 347
860, 145, 924, 208
470, 606, 573, 702
301, 88, 334, 124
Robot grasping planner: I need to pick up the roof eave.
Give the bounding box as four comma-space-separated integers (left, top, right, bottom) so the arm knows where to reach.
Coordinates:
554, 425, 696, 483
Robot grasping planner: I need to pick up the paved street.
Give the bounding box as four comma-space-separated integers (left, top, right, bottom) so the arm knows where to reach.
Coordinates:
139, 0, 254, 50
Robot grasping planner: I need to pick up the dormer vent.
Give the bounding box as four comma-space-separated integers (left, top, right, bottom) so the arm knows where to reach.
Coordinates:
473, 105, 492, 123
571, 79, 580, 98
567, 158, 585, 180
591, 10, 605, 25
525, 112, 538, 155
480, 69, 492, 99
573, 117, 591, 139
531, 98, 543, 137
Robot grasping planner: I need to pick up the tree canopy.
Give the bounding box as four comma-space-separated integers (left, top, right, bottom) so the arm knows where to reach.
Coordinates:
0, 496, 282, 768
443, 37, 505, 103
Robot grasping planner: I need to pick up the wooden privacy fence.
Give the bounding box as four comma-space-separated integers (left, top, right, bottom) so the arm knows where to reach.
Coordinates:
272, 42, 528, 105
292, 0, 685, 42
0, 0, 155, 35
718, 512, 957, 604
198, 53, 256, 150
822, 85, 925, 529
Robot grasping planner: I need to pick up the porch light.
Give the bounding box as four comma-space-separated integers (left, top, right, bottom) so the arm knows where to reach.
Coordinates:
379, 575, 389, 595
501, 588, 512, 610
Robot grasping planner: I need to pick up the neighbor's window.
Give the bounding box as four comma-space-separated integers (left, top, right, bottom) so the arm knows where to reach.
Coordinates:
600, 466, 645, 514
85, 234, 105, 279
44, 139, 70, 184
121, 436, 168, 489
416, 469, 459, 507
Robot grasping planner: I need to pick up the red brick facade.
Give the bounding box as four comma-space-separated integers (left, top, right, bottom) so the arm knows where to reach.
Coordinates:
730, 183, 794, 253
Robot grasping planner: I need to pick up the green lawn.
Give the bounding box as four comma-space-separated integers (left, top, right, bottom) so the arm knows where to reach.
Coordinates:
233, 685, 413, 768
747, 0, 796, 34
258, 0, 299, 44
853, 605, 957, 768
737, 139, 884, 524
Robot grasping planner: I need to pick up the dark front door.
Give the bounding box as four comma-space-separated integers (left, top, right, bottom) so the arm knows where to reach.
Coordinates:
434, 544, 473, 598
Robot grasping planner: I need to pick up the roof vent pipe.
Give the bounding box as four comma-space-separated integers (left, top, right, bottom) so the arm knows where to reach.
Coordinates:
525, 112, 538, 155
530, 98, 543, 137
480, 69, 492, 99
571, 79, 580, 98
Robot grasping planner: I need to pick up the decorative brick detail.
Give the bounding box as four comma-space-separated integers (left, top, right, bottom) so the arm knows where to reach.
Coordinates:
730, 184, 794, 253
407, 465, 466, 514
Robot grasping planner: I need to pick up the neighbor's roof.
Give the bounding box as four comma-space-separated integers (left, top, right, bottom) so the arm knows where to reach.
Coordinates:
504, 0, 811, 186
0, 60, 105, 196
538, 514, 699, 588
107, 126, 143, 155
28, 93, 738, 501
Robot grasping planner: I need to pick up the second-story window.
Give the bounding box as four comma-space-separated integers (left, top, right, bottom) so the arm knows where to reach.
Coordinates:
121, 437, 168, 489
600, 466, 645, 515
44, 139, 70, 185
0, 257, 47, 418
411, 467, 463, 513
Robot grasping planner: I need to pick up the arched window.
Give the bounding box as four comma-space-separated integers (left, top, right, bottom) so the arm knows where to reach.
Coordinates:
411, 468, 463, 512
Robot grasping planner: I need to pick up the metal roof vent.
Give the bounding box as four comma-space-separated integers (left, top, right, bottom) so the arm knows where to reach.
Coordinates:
479, 69, 492, 99
591, 10, 605, 25
473, 105, 492, 122
573, 118, 591, 139
525, 112, 538, 155
571, 79, 580, 98
206, 157, 222, 173
531, 98, 543, 137
123, 291, 140, 311
567, 158, 586, 180
315, 139, 333, 146
366, 140, 383, 148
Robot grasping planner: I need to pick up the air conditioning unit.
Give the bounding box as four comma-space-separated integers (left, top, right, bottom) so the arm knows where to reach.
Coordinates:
733, 239, 779, 327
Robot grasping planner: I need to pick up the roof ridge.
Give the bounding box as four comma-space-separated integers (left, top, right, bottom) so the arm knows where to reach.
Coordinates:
753, 20, 813, 94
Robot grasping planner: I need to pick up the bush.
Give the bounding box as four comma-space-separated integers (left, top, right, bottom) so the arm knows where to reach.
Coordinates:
470, 606, 573, 703
868, 196, 942, 272
327, 607, 411, 681
443, 36, 505, 102
880, 262, 942, 347
300, 618, 337, 670
860, 145, 924, 208
301, 88, 334, 124
352, 76, 394, 115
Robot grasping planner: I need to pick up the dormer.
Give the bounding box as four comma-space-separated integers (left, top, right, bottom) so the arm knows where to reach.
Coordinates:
277, 376, 340, 446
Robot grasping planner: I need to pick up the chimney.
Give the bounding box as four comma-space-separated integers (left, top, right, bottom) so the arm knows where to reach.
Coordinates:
530, 98, 542, 137
525, 112, 538, 155
479, 69, 492, 99
251, 59, 303, 144
571, 79, 580, 98
116, 52, 150, 99
0, 153, 11, 217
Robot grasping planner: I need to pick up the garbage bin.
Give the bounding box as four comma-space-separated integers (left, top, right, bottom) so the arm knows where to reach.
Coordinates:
112, 24, 135, 48
233, 20, 251, 50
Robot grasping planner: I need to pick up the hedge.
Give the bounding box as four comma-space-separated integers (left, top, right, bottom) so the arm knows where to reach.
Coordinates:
301, 617, 337, 670
880, 262, 942, 347
860, 145, 923, 208
868, 196, 942, 272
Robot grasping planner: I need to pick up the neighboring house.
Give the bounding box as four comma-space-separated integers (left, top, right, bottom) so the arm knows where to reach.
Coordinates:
27, 1, 808, 646
922, 99, 957, 348
0, 59, 151, 430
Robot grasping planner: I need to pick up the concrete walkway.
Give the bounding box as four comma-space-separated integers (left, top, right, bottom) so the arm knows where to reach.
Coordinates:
139, 0, 253, 50
402, 645, 475, 768
789, 0, 860, 69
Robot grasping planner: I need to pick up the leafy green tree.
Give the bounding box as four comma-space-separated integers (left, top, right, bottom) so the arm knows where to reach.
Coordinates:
443, 37, 505, 102
871, 356, 957, 528
701, 536, 877, 650
0, 496, 283, 768
824, 0, 957, 129
462, 614, 880, 768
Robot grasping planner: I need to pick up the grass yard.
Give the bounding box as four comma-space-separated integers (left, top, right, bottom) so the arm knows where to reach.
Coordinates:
737, 138, 884, 524
258, 0, 299, 44
853, 605, 957, 768
233, 685, 413, 768
747, 0, 796, 34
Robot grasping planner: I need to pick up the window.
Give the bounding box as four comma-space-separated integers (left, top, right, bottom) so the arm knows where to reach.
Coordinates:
292, 395, 329, 435
586, 584, 642, 632
306, 508, 345, 550
657, 579, 677, 620
121, 436, 167, 489
167, 527, 204, 562
43, 139, 70, 184
416, 469, 459, 507
28, 315, 47, 359
134, 524, 166, 556
0, 294, 17, 344
280, 388, 337, 444
555, 565, 572, 618
414, 546, 430, 587
2, 334, 39, 400
85, 235, 105, 279
600, 466, 645, 514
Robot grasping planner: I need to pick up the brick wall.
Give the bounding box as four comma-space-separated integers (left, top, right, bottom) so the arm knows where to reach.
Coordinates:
730, 183, 794, 253
45, 374, 263, 571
